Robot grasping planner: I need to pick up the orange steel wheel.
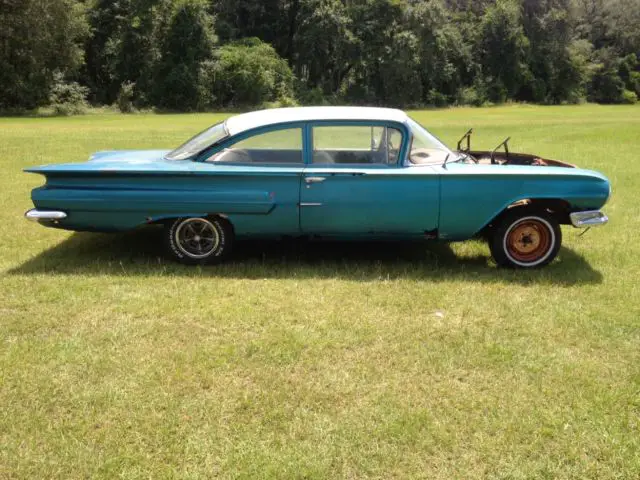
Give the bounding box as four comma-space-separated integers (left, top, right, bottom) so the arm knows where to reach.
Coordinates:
505, 219, 552, 263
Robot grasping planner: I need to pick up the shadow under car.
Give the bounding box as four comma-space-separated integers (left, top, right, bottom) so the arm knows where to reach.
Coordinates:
9, 226, 603, 286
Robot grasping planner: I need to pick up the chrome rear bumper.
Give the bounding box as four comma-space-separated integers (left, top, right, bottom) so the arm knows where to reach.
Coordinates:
25, 209, 67, 222
570, 210, 608, 228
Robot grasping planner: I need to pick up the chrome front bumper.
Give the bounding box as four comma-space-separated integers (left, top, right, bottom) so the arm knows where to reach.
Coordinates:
570, 210, 608, 228
25, 209, 67, 222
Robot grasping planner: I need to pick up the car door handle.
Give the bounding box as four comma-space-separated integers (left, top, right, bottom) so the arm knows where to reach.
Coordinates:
305, 176, 327, 184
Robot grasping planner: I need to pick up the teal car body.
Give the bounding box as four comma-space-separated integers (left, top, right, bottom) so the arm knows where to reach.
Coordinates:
25, 107, 610, 267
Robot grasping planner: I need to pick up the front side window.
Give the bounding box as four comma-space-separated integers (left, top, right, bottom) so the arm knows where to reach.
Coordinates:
312, 125, 403, 165
407, 118, 452, 165
206, 128, 303, 164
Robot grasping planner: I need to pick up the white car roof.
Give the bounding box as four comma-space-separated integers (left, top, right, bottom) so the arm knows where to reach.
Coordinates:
224, 106, 408, 136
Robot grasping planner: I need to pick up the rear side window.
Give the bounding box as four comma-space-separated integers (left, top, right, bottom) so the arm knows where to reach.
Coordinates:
312, 125, 402, 165
206, 128, 303, 164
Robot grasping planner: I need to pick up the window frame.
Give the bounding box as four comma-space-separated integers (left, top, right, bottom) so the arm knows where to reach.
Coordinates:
194, 119, 411, 167
305, 120, 410, 168
405, 118, 454, 167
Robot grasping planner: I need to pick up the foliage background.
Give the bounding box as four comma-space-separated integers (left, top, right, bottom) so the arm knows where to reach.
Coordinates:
1, 0, 639, 111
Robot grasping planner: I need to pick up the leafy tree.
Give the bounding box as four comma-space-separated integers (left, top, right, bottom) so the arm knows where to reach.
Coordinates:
519, 0, 586, 103
83, 0, 173, 106
213, 0, 299, 59
588, 48, 626, 103
602, 0, 640, 55
83, 0, 129, 105
346, 0, 413, 105
199, 38, 295, 107
6, 0, 640, 111
618, 54, 640, 94
444, 0, 497, 16
0, 0, 89, 110
376, 30, 423, 107
116, 81, 137, 112
408, 0, 472, 105
574, 0, 610, 50
476, 0, 530, 103
153, 0, 215, 110
292, 0, 356, 96
49, 71, 89, 115
115, 0, 174, 107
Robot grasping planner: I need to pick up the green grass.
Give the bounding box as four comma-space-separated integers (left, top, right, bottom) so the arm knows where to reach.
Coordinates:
1, 104, 639, 479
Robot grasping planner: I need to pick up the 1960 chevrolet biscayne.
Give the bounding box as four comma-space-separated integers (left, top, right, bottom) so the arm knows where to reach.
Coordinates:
25, 107, 610, 268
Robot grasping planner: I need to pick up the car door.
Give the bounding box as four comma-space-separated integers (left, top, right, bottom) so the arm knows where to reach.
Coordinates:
299, 122, 440, 237
199, 125, 304, 235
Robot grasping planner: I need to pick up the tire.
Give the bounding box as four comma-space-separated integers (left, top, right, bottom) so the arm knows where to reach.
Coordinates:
165, 216, 233, 265
489, 209, 561, 268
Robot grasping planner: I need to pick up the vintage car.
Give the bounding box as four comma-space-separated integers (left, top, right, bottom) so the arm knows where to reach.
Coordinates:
25, 107, 610, 268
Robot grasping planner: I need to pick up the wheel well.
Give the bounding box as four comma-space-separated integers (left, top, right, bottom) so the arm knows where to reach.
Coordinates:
479, 198, 572, 238
154, 213, 234, 231
214, 214, 235, 235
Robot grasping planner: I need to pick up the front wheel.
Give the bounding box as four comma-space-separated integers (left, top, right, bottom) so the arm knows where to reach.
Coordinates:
165, 216, 233, 265
489, 209, 561, 268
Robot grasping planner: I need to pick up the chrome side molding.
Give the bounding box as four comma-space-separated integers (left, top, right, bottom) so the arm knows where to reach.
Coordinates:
25, 209, 67, 222
570, 210, 608, 228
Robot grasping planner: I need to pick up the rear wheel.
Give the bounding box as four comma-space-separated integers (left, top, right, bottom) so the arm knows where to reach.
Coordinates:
165, 216, 233, 265
489, 209, 561, 268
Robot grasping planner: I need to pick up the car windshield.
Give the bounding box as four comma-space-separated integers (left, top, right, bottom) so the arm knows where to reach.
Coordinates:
165, 122, 228, 160
407, 118, 454, 165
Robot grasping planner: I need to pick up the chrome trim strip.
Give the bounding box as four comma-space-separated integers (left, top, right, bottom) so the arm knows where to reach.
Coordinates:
25, 209, 67, 222
570, 210, 608, 228
299, 203, 323, 207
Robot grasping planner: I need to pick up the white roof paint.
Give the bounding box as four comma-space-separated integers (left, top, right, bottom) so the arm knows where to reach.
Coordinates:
224, 106, 409, 136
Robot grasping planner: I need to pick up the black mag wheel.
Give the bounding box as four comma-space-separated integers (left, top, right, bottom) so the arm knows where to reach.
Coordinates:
165, 216, 233, 265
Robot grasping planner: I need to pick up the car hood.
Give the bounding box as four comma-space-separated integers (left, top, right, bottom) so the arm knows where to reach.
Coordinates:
442, 161, 609, 182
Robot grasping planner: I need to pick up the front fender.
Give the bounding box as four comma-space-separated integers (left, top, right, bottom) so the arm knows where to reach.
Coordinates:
437, 164, 610, 240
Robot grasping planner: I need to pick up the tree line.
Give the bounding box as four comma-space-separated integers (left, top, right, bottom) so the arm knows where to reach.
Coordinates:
1, 0, 639, 113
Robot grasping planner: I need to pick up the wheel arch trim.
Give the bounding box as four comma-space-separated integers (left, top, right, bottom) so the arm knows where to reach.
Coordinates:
474, 197, 573, 237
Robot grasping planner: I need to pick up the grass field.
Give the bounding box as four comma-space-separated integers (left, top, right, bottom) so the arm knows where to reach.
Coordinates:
1, 105, 639, 479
